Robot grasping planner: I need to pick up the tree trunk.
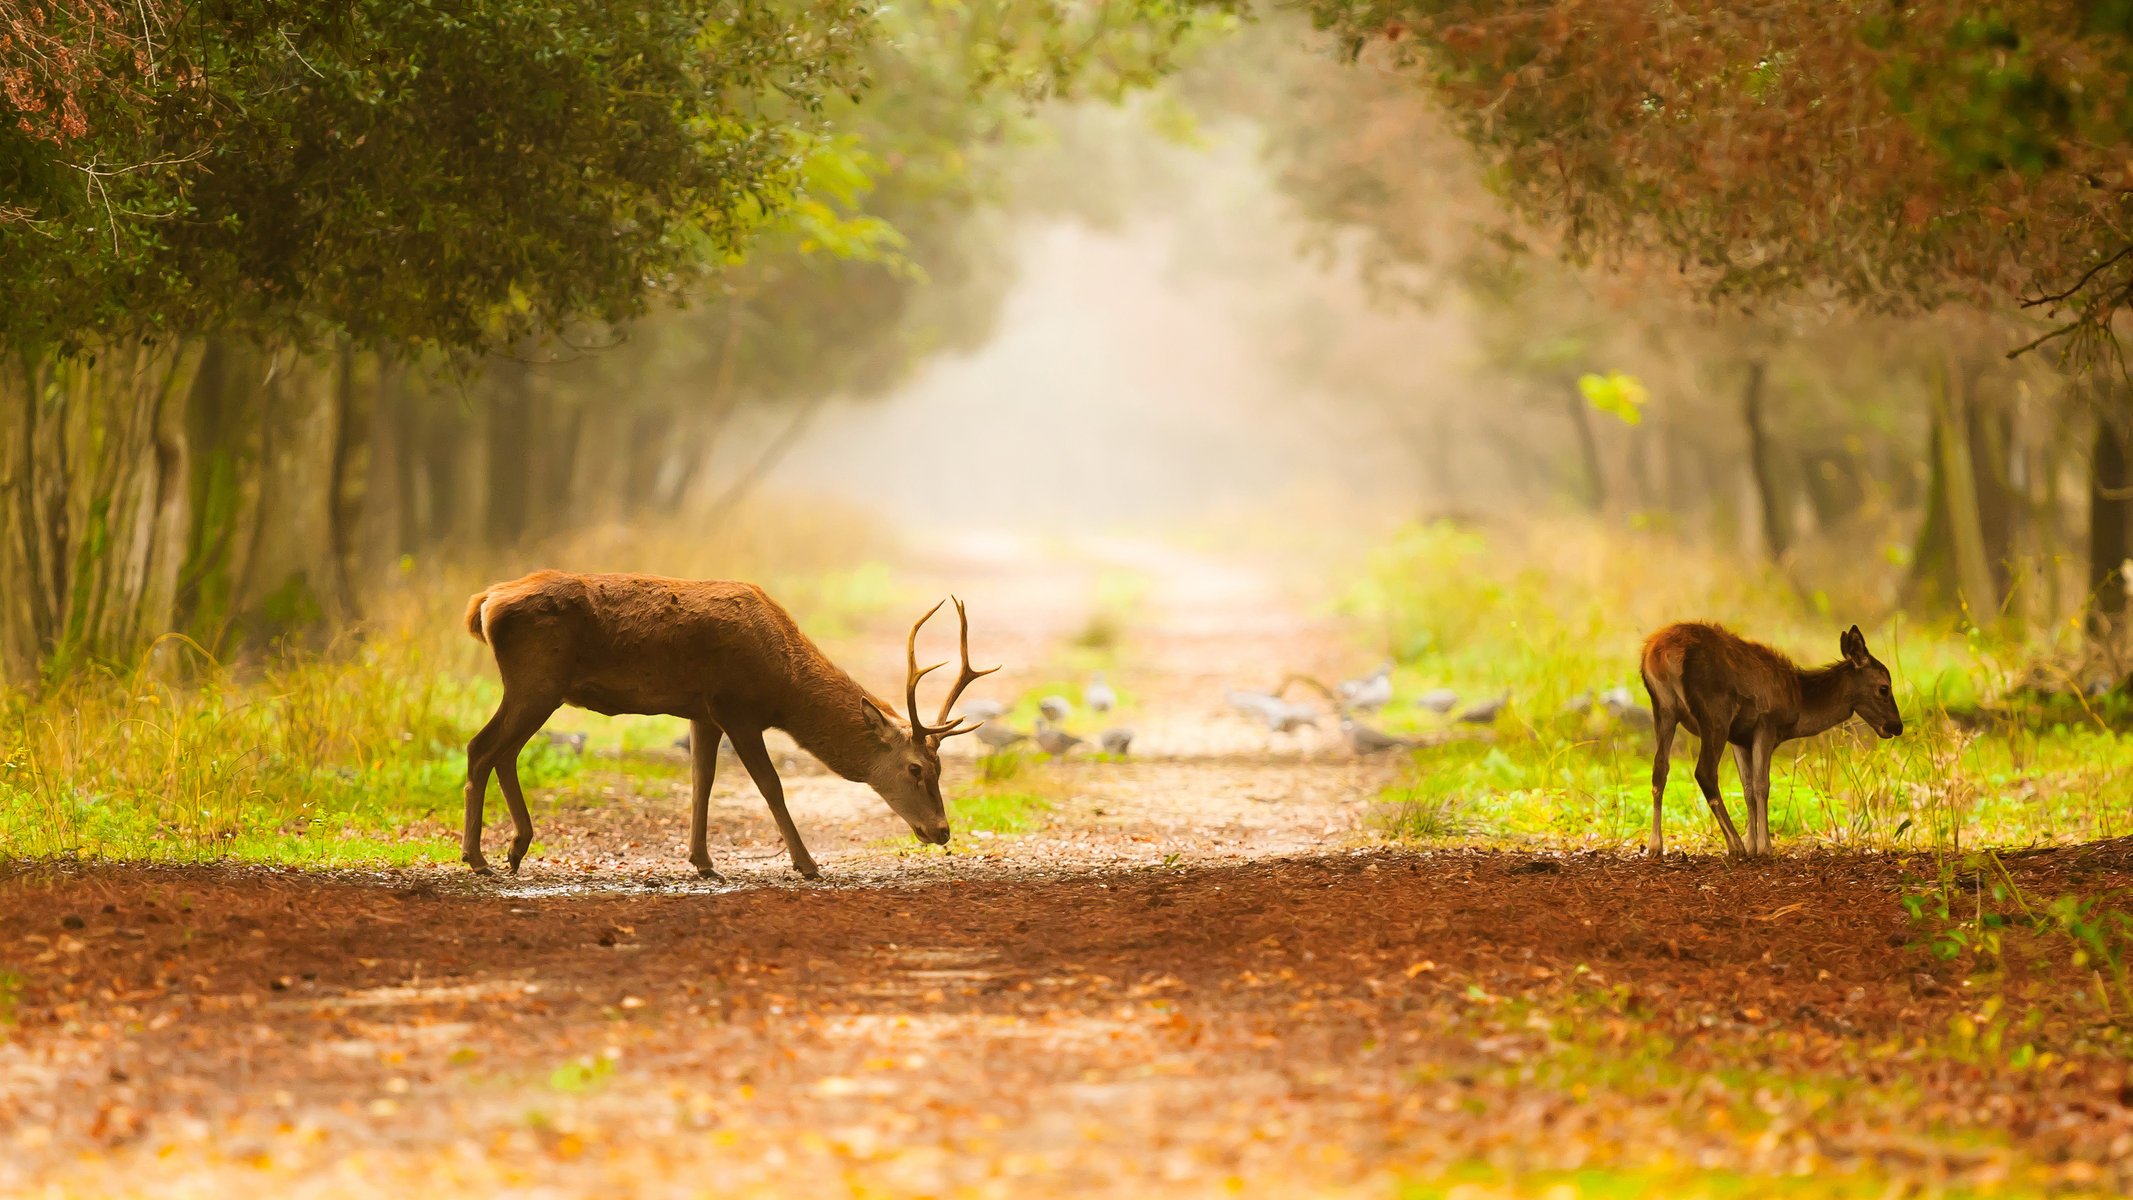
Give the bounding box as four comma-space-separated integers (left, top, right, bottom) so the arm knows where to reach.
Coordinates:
0, 339, 207, 684
1928, 351, 2000, 623
1740, 358, 1790, 561
2091, 397, 2132, 635
1562, 384, 1605, 512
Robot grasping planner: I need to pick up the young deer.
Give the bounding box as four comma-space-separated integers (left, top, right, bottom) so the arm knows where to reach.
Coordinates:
1642, 622, 1903, 859
461, 571, 995, 880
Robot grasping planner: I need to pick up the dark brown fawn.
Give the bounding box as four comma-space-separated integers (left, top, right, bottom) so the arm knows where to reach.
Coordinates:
1641, 622, 1903, 859
462, 571, 994, 879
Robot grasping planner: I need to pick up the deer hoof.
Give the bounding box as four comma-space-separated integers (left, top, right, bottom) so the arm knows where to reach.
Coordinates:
463, 852, 492, 875
795, 863, 822, 881
694, 863, 724, 883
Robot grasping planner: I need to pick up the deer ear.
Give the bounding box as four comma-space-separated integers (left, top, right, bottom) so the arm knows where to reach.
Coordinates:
860, 699, 902, 743
1840, 625, 1868, 664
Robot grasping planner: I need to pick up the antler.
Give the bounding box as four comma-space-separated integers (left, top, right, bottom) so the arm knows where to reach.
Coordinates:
905, 596, 999, 744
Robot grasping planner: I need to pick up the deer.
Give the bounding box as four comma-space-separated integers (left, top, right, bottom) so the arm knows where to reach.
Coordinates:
460, 571, 995, 880
1642, 622, 1903, 859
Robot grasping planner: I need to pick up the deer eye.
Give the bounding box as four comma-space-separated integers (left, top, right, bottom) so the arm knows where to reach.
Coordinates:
906, 763, 924, 780
1878, 685, 1891, 698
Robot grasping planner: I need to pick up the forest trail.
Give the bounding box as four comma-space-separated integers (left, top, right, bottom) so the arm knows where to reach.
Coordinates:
4, 538, 2133, 1197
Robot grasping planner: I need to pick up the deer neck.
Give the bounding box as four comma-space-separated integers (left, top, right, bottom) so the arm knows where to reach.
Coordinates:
1792, 663, 1857, 739
773, 666, 905, 784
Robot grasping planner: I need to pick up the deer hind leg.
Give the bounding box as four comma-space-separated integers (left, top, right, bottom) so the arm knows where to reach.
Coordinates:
1691, 720, 1749, 859
1729, 743, 1762, 858
464, 692, 558, 875
1648, 709, 1679, 857
462, 707, 515, 872
687, 718, 725, 881
727, 726, 820, 880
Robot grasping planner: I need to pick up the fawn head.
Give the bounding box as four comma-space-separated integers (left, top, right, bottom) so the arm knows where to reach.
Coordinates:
1838, 625, 1903, 739
861, 597, 995, 845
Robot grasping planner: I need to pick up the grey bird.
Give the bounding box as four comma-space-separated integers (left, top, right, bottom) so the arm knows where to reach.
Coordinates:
1038, 695, 1073, 723
1226, 687, 1285, 720
1338, 663, 1395, 712
960, 698, 1009, 723
1264, 701, 1321, 734
1084, 672, 1117, 715
1035, 719, 1085, 757
1599, 685, 1653, 726
1458, 692, 1509, 725
1099, 727, 1134, 756
1340, 716, 1416, 756
545, 730, 589, 754
976, 722, 1029, 752
1416, 687, 1460, 714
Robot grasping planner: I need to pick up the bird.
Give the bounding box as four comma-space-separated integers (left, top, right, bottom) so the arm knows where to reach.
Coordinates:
960, 698, 1009, 723
1099, 727, 1134, 756
1038, 695, 1073, 723
1337, 663, 1394, 712
1340, 716, 1416, 756
1035, 720, 1084, 757
1416, 687, 1460, 714
1084, 672, 1116, 715
1226, 687, 1285, 720
1458, 692, 1509, 724
1263, 701, 1321, 734
545, 730, 589, 754
976, 722, 1029, 752
1599, 686, 1652, 726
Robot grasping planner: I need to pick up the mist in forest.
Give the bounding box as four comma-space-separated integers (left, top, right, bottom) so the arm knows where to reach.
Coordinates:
764, 121, 1488, 534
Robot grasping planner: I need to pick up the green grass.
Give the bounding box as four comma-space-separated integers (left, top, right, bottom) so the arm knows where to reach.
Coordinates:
1348, 520, 2133, 853
947, 749, 1057, 834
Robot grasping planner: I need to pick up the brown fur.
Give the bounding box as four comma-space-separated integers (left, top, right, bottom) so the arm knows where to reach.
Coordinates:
458, 571, 984, 880
1640, 621, 1902, 859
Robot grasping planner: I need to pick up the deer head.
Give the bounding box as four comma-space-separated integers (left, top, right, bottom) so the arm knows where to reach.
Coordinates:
1837, 625, 1903, 739
859, 596, 996, 845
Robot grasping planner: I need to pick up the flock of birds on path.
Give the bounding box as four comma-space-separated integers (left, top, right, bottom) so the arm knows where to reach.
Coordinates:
547, 666, 1658, 763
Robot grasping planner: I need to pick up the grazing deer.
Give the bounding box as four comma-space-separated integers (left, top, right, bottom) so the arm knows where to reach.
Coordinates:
1641, 622, 1903, 859
461, 572, 994, 880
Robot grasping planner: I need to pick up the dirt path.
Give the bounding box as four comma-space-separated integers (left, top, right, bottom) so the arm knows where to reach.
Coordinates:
4, 539, 2132, 1197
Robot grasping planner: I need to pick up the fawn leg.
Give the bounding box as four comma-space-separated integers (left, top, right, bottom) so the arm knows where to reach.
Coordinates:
688, 718, 725, 880
1693, 728, 1749, 859
728, 727, 820, 880
1730, 743, 1761, 857
1648, 710, 1678, 857
1749, 727, 1779, 856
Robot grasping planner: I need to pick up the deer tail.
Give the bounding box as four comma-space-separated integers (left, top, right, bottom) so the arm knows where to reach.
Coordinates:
464, 589, 491, 644
1639, 634, 1689, 714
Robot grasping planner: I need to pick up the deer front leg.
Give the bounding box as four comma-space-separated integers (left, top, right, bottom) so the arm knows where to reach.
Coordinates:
1649, 712, 1678, 857
727, 727, 820, 880
1748, 727, 1779, 857
687, 718, 725, 881
1694, 731, 1749, 859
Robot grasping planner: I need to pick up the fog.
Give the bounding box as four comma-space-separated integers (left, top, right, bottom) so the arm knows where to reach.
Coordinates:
765, 129, 1475, 533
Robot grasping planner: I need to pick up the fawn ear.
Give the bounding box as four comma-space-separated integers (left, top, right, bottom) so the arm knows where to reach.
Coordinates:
1840, 625, 1869, 665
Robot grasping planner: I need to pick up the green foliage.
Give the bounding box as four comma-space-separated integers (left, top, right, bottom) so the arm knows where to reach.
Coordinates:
1, 1, 871, 353
1904, 854, 2133, 1025
1577, 372, 1648, 426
